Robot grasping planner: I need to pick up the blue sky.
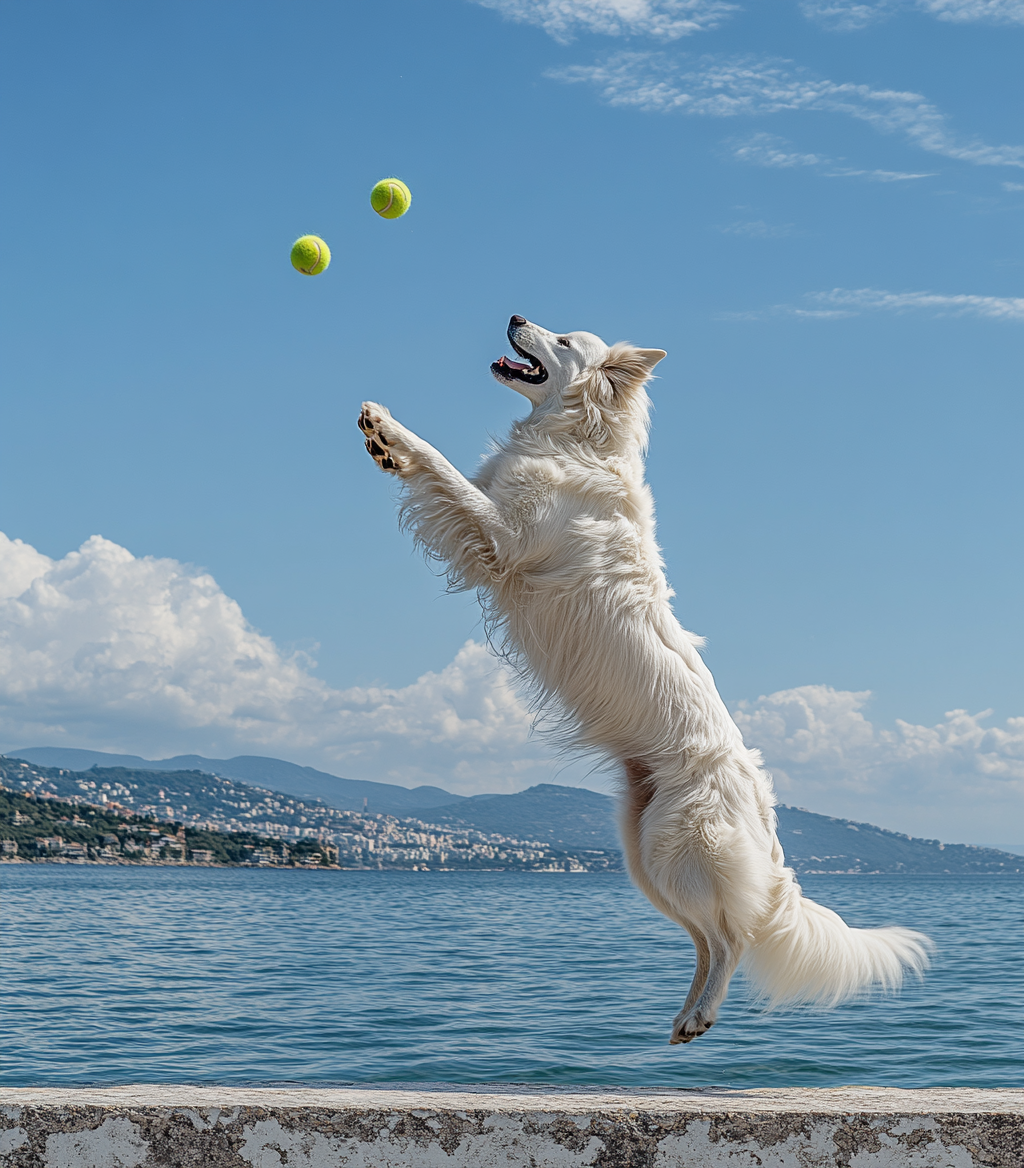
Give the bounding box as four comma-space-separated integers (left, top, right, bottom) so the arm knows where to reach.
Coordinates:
0, 1, 1021, 842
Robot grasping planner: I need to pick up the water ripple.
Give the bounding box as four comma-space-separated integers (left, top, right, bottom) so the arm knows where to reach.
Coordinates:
2, 868, 1020, 1087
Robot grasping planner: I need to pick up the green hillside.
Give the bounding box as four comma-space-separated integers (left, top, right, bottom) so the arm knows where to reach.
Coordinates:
0, 786, 330, 866
0, 755, 344, 837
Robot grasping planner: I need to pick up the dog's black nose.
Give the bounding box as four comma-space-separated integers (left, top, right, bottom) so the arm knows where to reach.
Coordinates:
509, 315, 527, 328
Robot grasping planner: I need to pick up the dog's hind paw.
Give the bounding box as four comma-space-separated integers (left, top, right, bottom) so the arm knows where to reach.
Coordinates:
358, 402, 403, 474
669, 1010, 715, 1045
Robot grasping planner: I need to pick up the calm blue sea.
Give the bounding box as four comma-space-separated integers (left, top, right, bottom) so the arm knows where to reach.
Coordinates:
1, 867, 1020, 1088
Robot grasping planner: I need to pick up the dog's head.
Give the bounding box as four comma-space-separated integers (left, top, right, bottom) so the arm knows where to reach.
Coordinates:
491, 315, 666, 447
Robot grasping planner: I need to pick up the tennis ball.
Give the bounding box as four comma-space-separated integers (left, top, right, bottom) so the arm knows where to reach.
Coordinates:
290, 234, 331, 276
370, 177, 411, 219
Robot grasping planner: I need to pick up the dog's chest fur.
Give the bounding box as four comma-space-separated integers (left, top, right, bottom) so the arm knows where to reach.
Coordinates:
475, 440, 662, 586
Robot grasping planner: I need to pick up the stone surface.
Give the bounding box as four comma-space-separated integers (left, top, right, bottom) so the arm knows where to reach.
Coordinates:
1, 1085, 1020, 1168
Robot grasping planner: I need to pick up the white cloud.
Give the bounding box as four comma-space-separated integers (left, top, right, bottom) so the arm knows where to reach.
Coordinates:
777, 287, 1024, 320
0, 532, 557, 796
719, 219, 795, 237
830, 167, 936, 181
734, 686, 1024, 841
0, 536, 53, 602
472, 0, 1023, 37
814, 288, 1024, 319
799, 0, 893, 30
725, 287, 1024, 321
550, 53, 1024, 168
922, 0, 1024, 20
728, 132, 935, 182
1, 531, 1020, 841
1004, 181, 1024, 191
729, 132, 827, 169
801, 0, 1024, 31
470, 0, 737, 42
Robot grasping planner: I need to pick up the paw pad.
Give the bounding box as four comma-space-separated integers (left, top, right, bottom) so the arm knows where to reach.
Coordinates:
358, 407, 402, 473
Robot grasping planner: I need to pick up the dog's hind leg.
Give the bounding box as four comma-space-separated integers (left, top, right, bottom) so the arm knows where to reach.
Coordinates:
620, 759, 721, 1045
679, 927, 711, 1019
670, 928, 744, 1044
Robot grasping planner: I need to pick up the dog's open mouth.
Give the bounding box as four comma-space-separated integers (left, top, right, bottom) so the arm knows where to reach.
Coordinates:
492, 331, 548, 385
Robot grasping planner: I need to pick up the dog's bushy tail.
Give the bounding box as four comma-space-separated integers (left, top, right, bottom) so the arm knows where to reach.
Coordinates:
743, 876, 933, 1009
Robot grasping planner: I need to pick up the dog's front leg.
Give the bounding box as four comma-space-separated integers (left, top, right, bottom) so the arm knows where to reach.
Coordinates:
358, 402, 509, 587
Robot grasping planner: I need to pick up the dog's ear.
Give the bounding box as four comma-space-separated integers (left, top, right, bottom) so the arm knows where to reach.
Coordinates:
635, 349, 667, 370
599, 344, 665, 401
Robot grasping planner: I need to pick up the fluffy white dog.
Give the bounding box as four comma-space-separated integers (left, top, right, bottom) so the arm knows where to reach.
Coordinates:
359, 315, 931, 1044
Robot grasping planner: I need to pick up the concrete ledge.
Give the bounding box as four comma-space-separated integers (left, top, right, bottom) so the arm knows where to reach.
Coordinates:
1, 1085, 1020, 1168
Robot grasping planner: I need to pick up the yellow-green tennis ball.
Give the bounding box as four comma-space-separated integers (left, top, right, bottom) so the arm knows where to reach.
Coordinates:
290, 234, 331, 276
370, 177, 411, 219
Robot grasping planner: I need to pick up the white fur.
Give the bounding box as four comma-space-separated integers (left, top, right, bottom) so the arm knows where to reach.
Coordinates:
358, 316, 932, 1044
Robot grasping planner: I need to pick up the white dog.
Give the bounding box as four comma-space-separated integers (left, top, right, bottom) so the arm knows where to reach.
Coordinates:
359, 315, 931, 1043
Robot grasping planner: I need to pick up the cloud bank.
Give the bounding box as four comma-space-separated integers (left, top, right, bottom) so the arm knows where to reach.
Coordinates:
0, 532, 554, 795
470, 0, 737, 42
550, 53, 1024, 168
734, 686, 1024, 842
1, 531, 1020, 841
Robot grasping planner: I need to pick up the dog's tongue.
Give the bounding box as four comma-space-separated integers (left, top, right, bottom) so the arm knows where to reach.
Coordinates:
499, 355, 531, 372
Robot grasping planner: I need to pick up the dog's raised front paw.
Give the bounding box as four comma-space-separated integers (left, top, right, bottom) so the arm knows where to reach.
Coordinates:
669, 1009, 715, 1045
358, 402, 403, 474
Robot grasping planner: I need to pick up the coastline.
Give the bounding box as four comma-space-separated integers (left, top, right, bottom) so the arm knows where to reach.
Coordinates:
4, 857, 1020, 875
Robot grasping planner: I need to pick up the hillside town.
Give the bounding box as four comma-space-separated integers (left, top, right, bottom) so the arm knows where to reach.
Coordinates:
0, 757, 622, 872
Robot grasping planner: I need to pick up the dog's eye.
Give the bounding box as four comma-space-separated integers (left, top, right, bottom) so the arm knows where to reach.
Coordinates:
557, 337, 571, 348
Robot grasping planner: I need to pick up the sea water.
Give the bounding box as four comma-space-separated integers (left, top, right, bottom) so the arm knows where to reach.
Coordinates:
1, 867, 1020, 1087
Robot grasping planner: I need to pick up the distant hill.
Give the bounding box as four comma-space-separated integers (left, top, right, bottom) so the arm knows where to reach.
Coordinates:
1, 756, 341, 833
12, 747, 464, 818
991, 843, 1024, 856
772, 805, 1021, 875
1, 758, 625, 872
9, 747, 1021, 875
427, 785, 1021, 875
429, 784, 618, 849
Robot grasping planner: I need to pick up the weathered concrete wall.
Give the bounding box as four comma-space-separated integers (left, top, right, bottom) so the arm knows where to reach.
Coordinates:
1, 1085, 1020, 1168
